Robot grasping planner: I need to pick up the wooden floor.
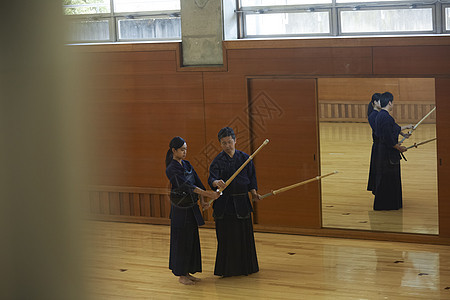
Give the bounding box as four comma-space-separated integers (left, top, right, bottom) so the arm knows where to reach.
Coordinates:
85, 221, 450, 299
320, 122, 438, 234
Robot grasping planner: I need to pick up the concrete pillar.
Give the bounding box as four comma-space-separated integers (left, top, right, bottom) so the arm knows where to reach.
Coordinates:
180, 0, 223, 66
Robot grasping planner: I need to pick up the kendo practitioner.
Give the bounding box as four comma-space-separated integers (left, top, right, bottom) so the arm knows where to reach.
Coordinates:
367, 93, 381, 194
373, 92, 412, 210
208, 127, 260, 277
165, 136, 219, 285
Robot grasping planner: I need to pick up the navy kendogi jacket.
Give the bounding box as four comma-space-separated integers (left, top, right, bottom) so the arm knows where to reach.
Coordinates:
208, 150, 257, 219
375, 109, 402, 164
166, 159, 205, 228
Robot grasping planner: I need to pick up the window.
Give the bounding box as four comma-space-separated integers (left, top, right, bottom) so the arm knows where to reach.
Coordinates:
246, 12, 331, 36
63, 0, 181, 43
117, 17, 181, 40
64, 0, 110, 15
68, 19, 110, 42
241, 0, 331, 5
113, 0, 180, 12
340, 8, 433, 34
237, 0, 448, 38
446, 6, 450, 31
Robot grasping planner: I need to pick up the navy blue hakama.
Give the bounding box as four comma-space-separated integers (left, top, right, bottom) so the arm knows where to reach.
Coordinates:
166, 159, 206, 276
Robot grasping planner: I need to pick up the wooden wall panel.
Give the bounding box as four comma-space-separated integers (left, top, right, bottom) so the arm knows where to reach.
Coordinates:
84, 47, 208, 189
373, 46, 450, 75
88, 102, 206, 187
318, 78, 435, 103
83, 51, 177, 74
203, 73, 247, 104
249, 78, 320, 228
436, 78, 450, 237
109, 192, 121, 215
223, 36, 450, 50
87, 187, 171, 222
161, 195, 171, 218
131, 193, 140, 216
99, 191, 110, 214
89, 192, 101, 214
398, 78, 435, 102
227, 47, 372, 75
139, 194, 151, 217
150, 194, 162, 218
318, 102, 435, 124
92, 74, 203, 102
204, 102, 253, 155
119, 193, 131, 216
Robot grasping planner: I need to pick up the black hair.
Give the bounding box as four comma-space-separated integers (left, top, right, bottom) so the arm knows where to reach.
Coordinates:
380, 92, 394, 108
218, 127, 235, 141
367, 92, 382, 117
165, 136, 185, 167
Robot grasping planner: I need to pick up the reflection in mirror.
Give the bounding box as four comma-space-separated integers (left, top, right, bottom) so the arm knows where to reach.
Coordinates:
319, 78, 437, 234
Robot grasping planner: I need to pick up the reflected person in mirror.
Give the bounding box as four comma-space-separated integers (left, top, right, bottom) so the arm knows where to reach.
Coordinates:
373, 92, 413, 210
367, 93, 382, 194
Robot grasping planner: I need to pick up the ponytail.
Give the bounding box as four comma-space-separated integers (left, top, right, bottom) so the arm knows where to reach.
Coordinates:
165, 136, 186, 167
367, 93, 382, 117
165, 149, 174, 167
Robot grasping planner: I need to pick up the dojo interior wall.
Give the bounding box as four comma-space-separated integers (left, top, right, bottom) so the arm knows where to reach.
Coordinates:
80, 37, 450, 244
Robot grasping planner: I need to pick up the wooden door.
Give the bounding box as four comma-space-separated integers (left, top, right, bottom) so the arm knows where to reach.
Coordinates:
248, 78, 320, 228
436, 78, 450, 237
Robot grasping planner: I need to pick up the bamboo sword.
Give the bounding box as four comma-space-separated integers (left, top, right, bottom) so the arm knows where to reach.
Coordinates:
399, 106, 436, 143
259, 170, 339, 200
406, 137, 437, 150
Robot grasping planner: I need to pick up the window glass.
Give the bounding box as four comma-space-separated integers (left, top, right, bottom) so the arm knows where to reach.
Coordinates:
63, 0, 110, 15
337, 0, 411, 3
446, 7, 450, 30
118, 17, 181, 40
114, 0, 180, 13
340, 8, 433, 33
67, 19, 110, 41
246, 12, 330, 35
242, 0, 331, 5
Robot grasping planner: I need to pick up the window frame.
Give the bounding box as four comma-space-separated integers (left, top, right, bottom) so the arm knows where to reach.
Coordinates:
64, 1, 181, 43
65, 14, 116, 43
237, 0, 449, 38
337, 4, 436, 36
443, 3, 450, 33
242, 8, 333, 38
114, 12, 181, 42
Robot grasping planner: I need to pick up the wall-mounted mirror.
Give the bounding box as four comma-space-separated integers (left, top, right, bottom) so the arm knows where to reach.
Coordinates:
319, 78, 437, 234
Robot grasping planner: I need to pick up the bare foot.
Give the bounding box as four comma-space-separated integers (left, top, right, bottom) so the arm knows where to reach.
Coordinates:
179, 276, 195, 285
187, 274, 201, 282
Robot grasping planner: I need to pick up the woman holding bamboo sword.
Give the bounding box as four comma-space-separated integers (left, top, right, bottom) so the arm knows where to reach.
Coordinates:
208, 127, 260, 277
165, 136, 219, 285
367, 93, 382, 194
